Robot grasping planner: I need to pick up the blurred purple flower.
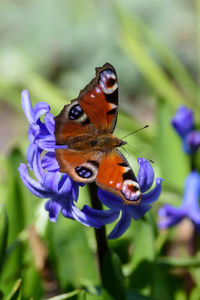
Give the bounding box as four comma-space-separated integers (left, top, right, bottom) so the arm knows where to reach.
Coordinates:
83, 158, 163, 239
171, 105, 200, 154
19, 90, 162, 238
158, 171, 200, 231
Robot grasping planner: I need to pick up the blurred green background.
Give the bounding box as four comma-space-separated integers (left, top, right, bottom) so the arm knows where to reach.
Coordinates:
0, 0, 200, 299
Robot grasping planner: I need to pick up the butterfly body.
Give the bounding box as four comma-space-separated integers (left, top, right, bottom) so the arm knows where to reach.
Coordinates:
54, 63, 142, 205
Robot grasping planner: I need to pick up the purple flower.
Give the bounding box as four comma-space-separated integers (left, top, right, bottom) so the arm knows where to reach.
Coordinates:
19, 90, 102, 228
171, 105, 200, 154
158, 171, 200, 231
83, 158, 163, 239
19, 90, 162, 238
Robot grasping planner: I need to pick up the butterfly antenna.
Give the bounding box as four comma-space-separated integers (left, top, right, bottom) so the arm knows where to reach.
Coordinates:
125, 143, 155, 164
121, 125, 149, 140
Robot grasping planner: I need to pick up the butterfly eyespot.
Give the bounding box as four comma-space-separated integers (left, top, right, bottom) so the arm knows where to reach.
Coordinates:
99, 69, 118, 94
122, 180, 141, 202
75, 162, 98, 182
69, 104, 83, 120
75, 166, 92, 178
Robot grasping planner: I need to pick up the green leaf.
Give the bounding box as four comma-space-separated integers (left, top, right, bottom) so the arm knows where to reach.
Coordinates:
5, 279, 22, 300
0, 204, 8, 275
115, 5, 198, 106
46, 218, 98, 290
156, 99, 190, 191
157, 256, 200, 268
47, 289, 83, 300
127, 290, 155, 300
102, 249, 126, 300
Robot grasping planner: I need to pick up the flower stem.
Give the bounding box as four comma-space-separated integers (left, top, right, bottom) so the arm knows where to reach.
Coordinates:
88, 183, 108, 281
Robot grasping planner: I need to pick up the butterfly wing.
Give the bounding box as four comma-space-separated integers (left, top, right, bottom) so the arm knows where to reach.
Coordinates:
96, 149, 141, 205
55, 148, 102, 183
55, 148, 141, 205
54, 63, 118, 145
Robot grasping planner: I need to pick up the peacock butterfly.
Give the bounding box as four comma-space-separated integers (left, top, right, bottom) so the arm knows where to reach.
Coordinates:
54, 63, 141, 205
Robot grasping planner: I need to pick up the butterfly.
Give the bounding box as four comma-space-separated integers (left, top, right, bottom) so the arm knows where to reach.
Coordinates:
54, 63, 141, 205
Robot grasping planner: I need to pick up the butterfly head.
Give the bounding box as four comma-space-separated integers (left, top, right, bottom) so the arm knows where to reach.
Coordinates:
96, 135, 127, 151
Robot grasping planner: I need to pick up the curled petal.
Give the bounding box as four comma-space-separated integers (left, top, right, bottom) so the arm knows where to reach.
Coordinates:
61, 203, 102, 228
158, 213, 183, 229
32, 148, 45, 183
18, 163, 51, 198
108, 209, 131, 239
21, 90, 35, 125
128, 204, 151, 220
137, 158, 154, 193
44, 113, 55, 135
33, 102, 50, 123
41, 152, 59, 171
70, 181, 79, 202
97, 189, 124, 209
26, 143, 37, 169
141, 177, 163, 205
82, 205, 120, 224
43, 171, 61, 194
58, 175, 73, 195
45, 199, 61, 222
28, 125, 40, 142
36, 136, 57, 151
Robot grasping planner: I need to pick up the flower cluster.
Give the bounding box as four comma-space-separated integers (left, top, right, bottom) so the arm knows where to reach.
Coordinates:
171, 105, 200, 154
159, 105, 200, 231
19, 90, 162, 239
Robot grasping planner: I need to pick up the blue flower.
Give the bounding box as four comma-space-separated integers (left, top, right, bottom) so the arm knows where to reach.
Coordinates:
19, 90, 162, 238
171, 105, 200, 154
158, 171, 200, 231
82, 158, 163, 239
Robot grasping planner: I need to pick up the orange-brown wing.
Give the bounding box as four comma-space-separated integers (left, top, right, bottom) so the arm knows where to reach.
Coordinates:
55, 148, 102, 183
54, 63, 118, 145
96, 150, 141, 205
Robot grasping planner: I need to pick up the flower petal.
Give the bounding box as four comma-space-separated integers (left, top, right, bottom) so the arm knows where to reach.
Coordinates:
43, 171, 61, 193
171, 105, 194, 137
26, 143, 37, 169
108, 209, 131, 239
128, 204, 151, 220
33, 102, 50, 123
185, 130, 200, 153
41, 152, 59, 171
137, 158, 154, 193
21, 90, 35, 125
44, 113, 55, 135
45, 198, 61, 222
82, 205, 120, 224
58, 175, 73, 195
32, 148, 45, 183
158, 215, 183, 229
18, 163, 50, 198
141, 177, 163, 205
97, 189, 124, 209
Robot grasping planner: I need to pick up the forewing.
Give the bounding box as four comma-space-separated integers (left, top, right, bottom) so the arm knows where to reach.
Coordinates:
54, 63, 118, 145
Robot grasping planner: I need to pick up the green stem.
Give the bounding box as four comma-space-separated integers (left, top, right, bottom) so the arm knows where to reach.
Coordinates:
88, 183, 108, 281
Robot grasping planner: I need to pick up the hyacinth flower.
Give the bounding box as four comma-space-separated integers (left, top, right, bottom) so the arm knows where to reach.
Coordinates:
171, 105, 200, 154
19, 90, 162, 239
158, 171, 200, 231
